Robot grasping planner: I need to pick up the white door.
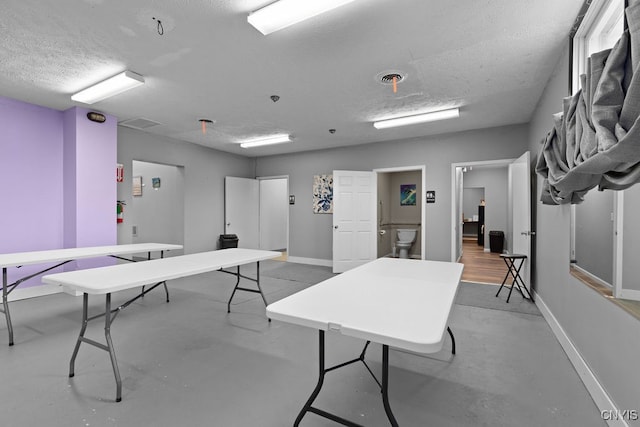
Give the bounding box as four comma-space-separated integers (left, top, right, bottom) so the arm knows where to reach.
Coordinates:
456, 167, 464, 260
333, 170, 376, 273
225, 177, 259, 249
509, 152, 532, 292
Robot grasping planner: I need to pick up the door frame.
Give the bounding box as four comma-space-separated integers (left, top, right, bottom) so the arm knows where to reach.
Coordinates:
256, 175, 289, 253
373, 165, 426, 260
450, 158, 515, 262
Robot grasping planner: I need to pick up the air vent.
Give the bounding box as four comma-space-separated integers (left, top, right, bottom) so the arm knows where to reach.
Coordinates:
380, 73, 404, 84
119, 117, 162, 130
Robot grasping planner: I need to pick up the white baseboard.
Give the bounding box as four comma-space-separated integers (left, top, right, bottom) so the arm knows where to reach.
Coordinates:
286, 256, 333, 267
8, 284, 63, 302
617, 289, 640, 301
534, 292, 627, 427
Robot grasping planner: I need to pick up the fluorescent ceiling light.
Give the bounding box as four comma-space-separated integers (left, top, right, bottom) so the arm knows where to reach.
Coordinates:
240, 134, 292, 148
71, 71, 145, 104
373, 108, 460, 129
248, 0, 357, 35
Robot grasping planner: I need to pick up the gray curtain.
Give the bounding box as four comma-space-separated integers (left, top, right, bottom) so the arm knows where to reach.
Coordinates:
536, 0, 640, 205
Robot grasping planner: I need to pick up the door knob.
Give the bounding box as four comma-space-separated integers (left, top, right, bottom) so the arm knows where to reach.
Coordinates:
227, 223, 231, 226
334, 225, 338, 229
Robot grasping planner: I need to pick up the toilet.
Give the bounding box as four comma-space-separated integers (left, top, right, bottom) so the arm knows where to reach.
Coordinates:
396, 229, 417, 259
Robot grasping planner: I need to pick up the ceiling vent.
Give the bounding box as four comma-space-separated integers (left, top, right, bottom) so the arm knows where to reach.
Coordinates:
119, 117, 162, 130
377, 71, 406, 85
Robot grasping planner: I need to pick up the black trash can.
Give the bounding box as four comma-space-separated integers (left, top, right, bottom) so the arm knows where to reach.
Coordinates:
489, 231, 504, 253
219, 234, 239, 249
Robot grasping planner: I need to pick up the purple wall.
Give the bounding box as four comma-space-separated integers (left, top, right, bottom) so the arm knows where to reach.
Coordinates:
1, 97, 117, 288
1, 97, 64, 252
65, 107, 117, 270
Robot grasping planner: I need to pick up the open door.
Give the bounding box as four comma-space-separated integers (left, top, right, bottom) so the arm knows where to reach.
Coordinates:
333, 170, 376, 273
509, 152, 533, 292
225, 177, 259, 249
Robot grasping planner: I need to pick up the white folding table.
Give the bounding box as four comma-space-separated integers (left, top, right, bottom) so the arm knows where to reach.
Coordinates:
0, 243, 182, 346
266, 257, 464, 427
42, 248, 281, 402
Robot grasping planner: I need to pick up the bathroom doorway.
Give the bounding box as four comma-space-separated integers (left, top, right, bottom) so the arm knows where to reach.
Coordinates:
374, 166, 426, 260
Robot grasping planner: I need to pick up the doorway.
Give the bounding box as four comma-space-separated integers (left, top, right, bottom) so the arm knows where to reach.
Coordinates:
224, 175, 289, 257
374, 166, 426, 260
127, 160, 185, 255
451, 159, 511, 284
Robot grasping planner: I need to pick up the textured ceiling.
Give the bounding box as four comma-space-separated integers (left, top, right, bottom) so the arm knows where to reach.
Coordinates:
0, 0, 584, 157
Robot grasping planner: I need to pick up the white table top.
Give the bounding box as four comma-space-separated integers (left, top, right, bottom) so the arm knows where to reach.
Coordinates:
42, 248, 281, 294
266, 258, 463, 354
0, 243, 183, 268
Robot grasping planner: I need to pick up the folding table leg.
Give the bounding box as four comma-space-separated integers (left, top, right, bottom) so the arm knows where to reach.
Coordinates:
447, 326, 456, 355
294, 330, 326, 427
294, 331, 399, 427
141, 251, 170, 302
227, 266, 241, 313
104, 293, 122, 402
69, 293, 123, 402
382, 345, 399, 427
225, 262, 270, 320
2, 268, 14, 346
69, 293, 89, 378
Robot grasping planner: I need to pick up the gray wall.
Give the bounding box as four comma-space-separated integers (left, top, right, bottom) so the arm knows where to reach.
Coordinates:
117, 127, 255, 254
256, 124, 528, 261
462, 187, 484, 223
574, 189, 614, 284
464, 167, 508, 251
528, 42, 640, 422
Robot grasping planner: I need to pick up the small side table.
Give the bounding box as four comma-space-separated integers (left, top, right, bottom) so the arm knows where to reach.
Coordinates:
495, 254, 532, 303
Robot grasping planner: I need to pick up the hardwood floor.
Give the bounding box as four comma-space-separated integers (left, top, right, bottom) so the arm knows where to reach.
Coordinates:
459, 238, 508, 284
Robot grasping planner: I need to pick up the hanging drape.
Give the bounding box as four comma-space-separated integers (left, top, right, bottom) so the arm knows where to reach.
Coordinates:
536, 0, 640, 205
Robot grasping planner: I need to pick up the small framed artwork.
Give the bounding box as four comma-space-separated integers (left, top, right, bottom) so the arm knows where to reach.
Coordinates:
132, 176, 143, 196
313, 174, 333, 213
152, 177, 161, 189
400, 184, 417, 206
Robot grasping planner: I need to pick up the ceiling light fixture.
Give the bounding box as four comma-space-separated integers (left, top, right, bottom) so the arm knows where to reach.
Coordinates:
71, 71, 145, 104
373, 108, 460, 129
240, 134, 292, 148
247, 0, 357, 35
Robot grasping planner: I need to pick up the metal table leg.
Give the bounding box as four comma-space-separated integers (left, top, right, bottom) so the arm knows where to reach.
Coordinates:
225, 261, 270, 319
68, 293, 123, 402
294, 330, 399, 426
68, 284, 163, 402
2, 268, 14, 346
2, 260, 71, 346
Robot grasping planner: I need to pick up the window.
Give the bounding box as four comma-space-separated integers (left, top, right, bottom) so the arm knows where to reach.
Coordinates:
569, 0, 640, 304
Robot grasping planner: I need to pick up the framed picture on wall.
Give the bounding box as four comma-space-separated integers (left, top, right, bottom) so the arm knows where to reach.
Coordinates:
132, 176, 143, 196
312, 174, 333, 213
400, 184, 417, 206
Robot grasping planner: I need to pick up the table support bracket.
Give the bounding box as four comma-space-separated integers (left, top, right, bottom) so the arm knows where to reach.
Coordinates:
294, 330, 399, 427
2, 260, 72, 346
221, 262, 269, 320
68, 281, 165, 402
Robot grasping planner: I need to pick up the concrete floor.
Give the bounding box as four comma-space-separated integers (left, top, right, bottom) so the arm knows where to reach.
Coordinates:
1, 261, 604, 427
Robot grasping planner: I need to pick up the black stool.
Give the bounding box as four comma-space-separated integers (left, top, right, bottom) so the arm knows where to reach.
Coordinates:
495, 254, 532, 303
